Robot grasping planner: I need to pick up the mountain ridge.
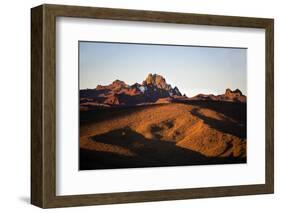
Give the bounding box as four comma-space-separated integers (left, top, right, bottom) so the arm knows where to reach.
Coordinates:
80, 73, 246, 109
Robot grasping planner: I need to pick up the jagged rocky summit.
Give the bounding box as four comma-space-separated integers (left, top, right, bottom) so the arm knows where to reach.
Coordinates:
80, 73, 183, 106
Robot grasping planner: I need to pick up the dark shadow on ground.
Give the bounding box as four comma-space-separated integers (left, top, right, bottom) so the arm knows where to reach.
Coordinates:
79, 127, 246, 170
181, 100, 247, 124
190, 107, 246, 139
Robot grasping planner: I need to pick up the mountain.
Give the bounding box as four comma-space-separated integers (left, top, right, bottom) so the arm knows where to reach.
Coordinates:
190, 88, 246, 103
80, 73, 183, 107
141, 74, 182, 100
80, 74, 246, 109
143, 73, 182, 96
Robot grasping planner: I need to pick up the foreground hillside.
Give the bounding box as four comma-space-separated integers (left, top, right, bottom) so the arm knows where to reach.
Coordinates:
79, 101, 246, 170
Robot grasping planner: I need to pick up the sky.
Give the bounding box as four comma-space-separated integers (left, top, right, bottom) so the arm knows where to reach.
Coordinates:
79, 41, 247, 97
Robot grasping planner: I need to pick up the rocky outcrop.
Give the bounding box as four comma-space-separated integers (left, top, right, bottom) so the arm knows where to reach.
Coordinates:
190, 89, 246, 103
223, 88, 246, 102
142, 73, 182, 98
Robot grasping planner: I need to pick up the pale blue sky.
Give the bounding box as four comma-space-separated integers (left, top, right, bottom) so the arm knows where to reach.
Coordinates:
79, 41, 247, 97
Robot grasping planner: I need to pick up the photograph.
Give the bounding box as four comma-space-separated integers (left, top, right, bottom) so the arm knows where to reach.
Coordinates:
79, 41, 247, 170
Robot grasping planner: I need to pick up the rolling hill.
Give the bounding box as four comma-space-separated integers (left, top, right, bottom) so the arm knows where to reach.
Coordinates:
80, 100, 246, 170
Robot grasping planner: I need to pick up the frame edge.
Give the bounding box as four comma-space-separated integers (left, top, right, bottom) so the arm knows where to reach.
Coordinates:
31, 5, 44, 208
265, 19, 274, 194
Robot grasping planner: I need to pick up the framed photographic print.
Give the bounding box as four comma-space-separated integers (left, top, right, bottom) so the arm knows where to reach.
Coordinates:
31, 4, 274, 208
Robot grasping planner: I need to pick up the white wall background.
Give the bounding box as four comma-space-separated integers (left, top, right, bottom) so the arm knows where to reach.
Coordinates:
0, 0, 279, 212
